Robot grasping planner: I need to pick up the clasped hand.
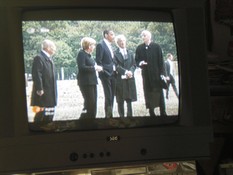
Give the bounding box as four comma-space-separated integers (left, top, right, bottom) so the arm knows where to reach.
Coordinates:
94, 64, 103, 72
125, 70, 133, 78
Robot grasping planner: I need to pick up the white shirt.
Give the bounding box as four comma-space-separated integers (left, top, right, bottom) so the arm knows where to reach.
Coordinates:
168, 59, 174, 75
119, 48, 127, 59
104, 38, 114, 58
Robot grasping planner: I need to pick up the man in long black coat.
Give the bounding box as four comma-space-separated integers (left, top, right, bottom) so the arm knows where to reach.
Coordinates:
114, 35, 137, 117
135, 30, 167, 116
31, 39, 57, 122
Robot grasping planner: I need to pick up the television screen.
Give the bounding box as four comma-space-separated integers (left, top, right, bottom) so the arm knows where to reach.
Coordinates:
22, 18, 180, 132
22, 11, 179, 131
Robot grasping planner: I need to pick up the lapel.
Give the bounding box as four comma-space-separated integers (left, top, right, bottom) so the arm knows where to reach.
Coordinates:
115, 49, 125, 64
40, 51, 52, 63
102, 40, 113, 58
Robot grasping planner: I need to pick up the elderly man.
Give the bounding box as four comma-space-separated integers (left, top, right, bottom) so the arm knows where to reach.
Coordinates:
114, 34, 137, 117
31, 39, 57, 122
135, 30, 167, 116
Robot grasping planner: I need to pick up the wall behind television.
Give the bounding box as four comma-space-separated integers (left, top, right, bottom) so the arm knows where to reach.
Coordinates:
209, 0, 233, 57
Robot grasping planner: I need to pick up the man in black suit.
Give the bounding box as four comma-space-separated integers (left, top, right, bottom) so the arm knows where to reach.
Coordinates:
96, 30, 116, 118
31, 39, 57, 123
114, 34, 137, 117
165, 53, 179, 99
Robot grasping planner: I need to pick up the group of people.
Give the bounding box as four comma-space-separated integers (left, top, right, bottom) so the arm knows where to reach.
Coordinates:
77, 31, 137, 119
30, 30, 179, 122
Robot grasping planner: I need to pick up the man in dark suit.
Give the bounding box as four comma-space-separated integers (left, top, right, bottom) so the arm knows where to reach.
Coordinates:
135, 30, 167, 116
114, 34, 137, 117
96, 30, 116, 118
165, 53, 179, 99
31, 39, 57, 123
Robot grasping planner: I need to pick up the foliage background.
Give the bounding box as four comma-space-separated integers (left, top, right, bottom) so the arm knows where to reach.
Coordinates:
22, 20, 177, 80
23, 20, 179, 122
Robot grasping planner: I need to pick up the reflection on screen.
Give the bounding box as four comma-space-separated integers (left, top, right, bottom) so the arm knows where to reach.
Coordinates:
23, 20, 179, 131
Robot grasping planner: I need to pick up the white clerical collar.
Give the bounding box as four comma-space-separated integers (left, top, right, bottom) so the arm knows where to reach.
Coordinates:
145, 41, 151, 46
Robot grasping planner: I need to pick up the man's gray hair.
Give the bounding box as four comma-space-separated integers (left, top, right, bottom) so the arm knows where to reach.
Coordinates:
41, 39, 55, 50
141, 30, 152, 39
115, 34, 126, 48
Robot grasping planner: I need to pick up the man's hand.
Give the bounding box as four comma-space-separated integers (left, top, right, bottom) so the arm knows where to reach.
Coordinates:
94, 64, 103, 72
139, 60, 148, 66
36, 90, 44, 96
125, 70, 133, 78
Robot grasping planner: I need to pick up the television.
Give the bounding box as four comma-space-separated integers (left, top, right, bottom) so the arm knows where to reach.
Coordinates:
0, 0, 213, 174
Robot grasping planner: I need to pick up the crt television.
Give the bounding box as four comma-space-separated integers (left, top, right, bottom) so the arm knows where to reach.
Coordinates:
0, 0, 213, 174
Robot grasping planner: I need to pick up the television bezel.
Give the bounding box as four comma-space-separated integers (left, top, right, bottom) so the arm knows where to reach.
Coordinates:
0, 0, 213, 174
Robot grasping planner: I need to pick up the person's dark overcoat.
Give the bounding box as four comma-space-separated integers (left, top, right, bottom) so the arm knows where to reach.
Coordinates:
135, 42, 166, 108
135, 42, 166, 90
114, 48, 137, 102
31, 51, 57, 107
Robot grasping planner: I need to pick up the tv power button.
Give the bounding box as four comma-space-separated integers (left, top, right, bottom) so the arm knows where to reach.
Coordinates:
70, 152, 79, 161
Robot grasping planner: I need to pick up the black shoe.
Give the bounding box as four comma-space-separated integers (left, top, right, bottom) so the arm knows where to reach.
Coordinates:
149, 109, 156, 117
160, 112, 167, 116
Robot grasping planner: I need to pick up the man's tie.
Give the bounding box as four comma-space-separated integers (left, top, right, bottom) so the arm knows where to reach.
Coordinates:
123, 49, 128, 59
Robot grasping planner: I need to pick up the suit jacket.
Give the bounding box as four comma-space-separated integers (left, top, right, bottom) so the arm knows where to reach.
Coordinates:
114, 48, 137, 102
31, 51, 57, 107
165, 60, 171, 76
77, 49, 98, 86
95, 40, 114, 77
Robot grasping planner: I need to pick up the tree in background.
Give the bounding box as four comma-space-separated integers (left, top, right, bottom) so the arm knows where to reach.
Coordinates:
22, 20, 177, 80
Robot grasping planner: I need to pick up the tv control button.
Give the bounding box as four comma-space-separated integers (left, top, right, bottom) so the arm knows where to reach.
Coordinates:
106, 152, 111, 157
90, 153, 95, 158
99, 152, 104, 157
69, 152, 78, 161
140, 148, 147, 155
83, 153, 88, 159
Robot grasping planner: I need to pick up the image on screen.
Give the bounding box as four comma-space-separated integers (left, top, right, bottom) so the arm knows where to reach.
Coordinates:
22, 20, 179, 131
